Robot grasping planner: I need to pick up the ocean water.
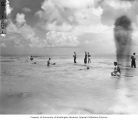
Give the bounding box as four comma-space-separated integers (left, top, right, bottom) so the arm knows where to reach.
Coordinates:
0, 55, 138, 114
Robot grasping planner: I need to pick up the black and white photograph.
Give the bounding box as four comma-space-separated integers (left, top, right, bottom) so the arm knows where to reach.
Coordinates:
0, 0, 138, 119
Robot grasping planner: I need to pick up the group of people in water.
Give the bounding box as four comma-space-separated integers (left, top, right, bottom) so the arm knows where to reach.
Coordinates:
73, 51, 91, 64
29, 51, 92, 67
111, 52, 136, 77
29, 56, 55, 66
28, 52, 136, 76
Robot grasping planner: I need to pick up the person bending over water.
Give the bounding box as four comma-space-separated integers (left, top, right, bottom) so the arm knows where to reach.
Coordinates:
111, 62, 121, 76
131, 53, 136, 68
47, 58, 56, 67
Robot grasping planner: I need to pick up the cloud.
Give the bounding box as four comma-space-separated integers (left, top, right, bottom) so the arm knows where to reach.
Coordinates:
121, 0, 135, 1
35, 0, 80, 47
22, 7, 31, 13
97, 0, 138, 26
78, 29, 116, 54
36, 0, 62, 23
52, 0, 94, 9
35, 0, 112, 48
6, 11, 79, 48
132, 24, 138, 46
46, 31, 79, 47
3, 0, 138, 55
7, 13, 46, 48
47, 22, 73, 32
36, 0, 75, 27
73, 24, 112, 36
36, 0, 106, 35
104, 0, 132, 10
6, 0, 13, 15
16, 13, 26, 25
74, 7, 102, 25
35, 0, 117, 47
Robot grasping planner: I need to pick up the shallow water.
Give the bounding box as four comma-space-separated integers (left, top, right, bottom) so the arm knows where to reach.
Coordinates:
0, 56, 138, 114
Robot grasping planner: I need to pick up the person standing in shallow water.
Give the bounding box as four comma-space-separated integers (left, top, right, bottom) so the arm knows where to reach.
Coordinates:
88, 52, 91, 63
73, 52, 77, 63
84, 52, 87, 64
131, 53, 136, 68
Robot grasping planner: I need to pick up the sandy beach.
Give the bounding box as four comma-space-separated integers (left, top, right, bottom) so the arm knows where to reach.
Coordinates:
0, 56, 138, 114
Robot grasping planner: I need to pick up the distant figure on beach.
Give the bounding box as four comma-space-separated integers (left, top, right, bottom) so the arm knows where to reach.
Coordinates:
79, 66, 90, 71
87, 66, 90, 70
47, 58, 56, 67
73, 52, 77, 63
111, 62, 121, 76
29, 56, 37, 64
47, 58, 51, 67
30, 56, 33, 61
131, 53, 136, 68
84, 52, 87, 64
88, 52, 91, 63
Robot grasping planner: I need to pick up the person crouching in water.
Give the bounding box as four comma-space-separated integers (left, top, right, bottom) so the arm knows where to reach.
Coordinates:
111, 62, 121, 76
30, 56, 33, 61
47, 58, 56, 67
47, 58, 51, 67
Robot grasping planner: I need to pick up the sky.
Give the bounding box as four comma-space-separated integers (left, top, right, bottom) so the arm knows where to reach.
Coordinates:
0, 0, 138, 56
